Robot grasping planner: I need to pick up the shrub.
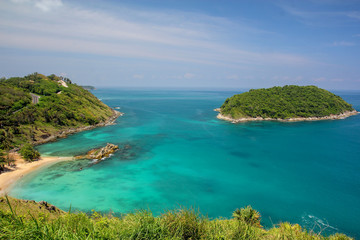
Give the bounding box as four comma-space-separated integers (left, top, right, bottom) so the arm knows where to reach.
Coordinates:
19, 144, 40, 161
233, 205, 262, 228
161, 208, 205, 239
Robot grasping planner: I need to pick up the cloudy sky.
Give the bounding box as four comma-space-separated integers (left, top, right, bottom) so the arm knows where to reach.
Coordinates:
1, 0, 360, 89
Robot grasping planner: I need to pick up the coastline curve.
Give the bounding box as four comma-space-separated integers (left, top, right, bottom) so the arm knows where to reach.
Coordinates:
0, 154, 73, 196
34, 110, 123, 145
0, 110, 123, 196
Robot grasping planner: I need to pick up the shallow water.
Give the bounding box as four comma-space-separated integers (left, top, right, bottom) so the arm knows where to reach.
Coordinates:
11, 89, 360, 238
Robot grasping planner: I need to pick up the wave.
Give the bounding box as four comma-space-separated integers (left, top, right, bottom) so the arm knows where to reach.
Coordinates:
301, 213, 338, 235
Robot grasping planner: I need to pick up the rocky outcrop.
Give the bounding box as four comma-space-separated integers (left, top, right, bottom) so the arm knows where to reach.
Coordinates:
34, 110, 123, 145
216, 109, 359, 123
0, 197, 64, 215
76, 143, 119, 160
38, 200, 61, 213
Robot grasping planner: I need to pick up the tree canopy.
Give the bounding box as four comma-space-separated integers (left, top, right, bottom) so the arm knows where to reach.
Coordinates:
0, 73, 114, 150
220, 85, 354, 119
19, 144, 40, 161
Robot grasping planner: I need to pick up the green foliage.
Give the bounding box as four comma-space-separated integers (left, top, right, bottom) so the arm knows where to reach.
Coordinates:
0, 73, 114, 150
0, 149, 6, 169
220, 85, 354, 119
0, 85, 31, 124
233, 206, 262, 228
0, 197, 353, 240
161, 208, 206, 239
19, 144, 40, 161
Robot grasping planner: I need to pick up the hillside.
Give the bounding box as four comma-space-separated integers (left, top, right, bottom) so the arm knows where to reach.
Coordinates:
0, 73, 118, 151
0, 196, 352, 239
219, 85, 356, 121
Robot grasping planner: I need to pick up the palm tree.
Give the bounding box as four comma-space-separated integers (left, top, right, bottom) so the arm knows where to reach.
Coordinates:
232, 205, 262, 227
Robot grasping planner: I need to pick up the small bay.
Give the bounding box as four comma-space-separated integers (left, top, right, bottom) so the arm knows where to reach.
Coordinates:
10, 89, 360, 238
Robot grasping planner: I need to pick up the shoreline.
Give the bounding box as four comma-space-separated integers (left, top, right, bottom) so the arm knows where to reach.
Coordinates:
0, 153, 73, 196
0, 109, 123, 196
34, 110, 123, 145
214, 109, 359, 123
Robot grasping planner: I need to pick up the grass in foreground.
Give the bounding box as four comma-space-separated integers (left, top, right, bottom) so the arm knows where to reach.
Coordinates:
0, 196, 353, 239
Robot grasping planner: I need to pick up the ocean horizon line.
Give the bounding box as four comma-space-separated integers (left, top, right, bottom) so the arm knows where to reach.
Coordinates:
87, 86, 360, 92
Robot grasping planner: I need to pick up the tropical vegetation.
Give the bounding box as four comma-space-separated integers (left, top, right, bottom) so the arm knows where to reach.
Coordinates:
19, 144, 40, 161
0, 196, 353, 239
220, 85, 354, 120
0, 73, 114, 152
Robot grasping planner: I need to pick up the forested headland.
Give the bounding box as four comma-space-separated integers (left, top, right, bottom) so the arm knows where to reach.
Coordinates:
0, 73, 118, 163
219, 85, 356, 121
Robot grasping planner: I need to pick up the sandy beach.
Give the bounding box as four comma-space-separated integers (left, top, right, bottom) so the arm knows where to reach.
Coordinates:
0, 153, 73, 196
0, 110, 122, 197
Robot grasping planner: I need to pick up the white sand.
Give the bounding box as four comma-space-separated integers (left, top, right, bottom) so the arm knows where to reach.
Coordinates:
0, 153, 72, 196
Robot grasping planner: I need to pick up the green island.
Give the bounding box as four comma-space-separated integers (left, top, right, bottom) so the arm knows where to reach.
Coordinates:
0, 73, 120, 162
0, 196, 352, 239
217, 85, 358, 122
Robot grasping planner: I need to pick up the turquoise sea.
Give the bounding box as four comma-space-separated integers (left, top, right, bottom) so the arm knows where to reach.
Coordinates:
10, 89, 360, 238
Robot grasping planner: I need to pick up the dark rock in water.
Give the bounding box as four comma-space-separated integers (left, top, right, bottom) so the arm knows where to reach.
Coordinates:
38, 200, 59, 212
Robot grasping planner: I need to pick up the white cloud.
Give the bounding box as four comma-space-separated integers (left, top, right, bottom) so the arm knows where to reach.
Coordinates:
280, 5, 360, 26
11, 0, 63, 11
345, 11, 360, 20
35, 0, 62, 11
0, 0, 313, 69
11, 0, 30, 3
332, 41, 355, 46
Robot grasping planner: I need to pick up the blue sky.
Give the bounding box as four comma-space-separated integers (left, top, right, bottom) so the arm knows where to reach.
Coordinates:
1, 0, 360, 89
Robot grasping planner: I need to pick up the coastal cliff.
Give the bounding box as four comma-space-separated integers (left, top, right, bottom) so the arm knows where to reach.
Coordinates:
33, 110, 122, 146
217, 85, 358, 123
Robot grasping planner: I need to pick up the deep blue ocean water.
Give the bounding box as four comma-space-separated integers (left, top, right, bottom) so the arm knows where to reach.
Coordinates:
10, 89, 360, 238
